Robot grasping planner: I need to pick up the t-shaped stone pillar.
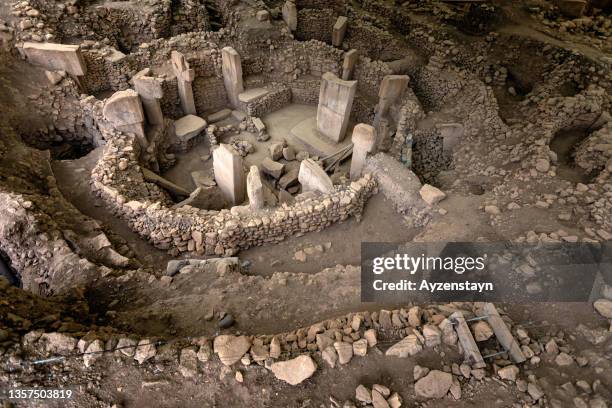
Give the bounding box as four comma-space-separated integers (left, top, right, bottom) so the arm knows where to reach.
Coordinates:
298, 159, 334, 194
342, 49, 358, 81
246, 165, 264, 209
102, 89, 147, 148
171, 51, 196, 115
221, 47, 244, 109
282, 0, 297, 31
316, 72, 357, 143
133, 68, 164, 126
350, 124, 376, 180
376, 75, 410, 117
373, 74, 409, 151
213, 144, 246, 206
332, 16, 348, 47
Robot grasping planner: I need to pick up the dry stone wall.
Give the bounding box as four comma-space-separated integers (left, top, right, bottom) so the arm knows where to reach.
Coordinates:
91, 134, 377, 257
295, 9, 337, 44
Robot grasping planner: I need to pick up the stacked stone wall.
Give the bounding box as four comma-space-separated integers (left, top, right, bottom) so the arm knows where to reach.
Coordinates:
91, 134, 377, 257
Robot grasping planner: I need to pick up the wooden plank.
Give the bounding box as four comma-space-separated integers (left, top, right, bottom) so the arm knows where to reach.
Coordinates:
483, 303, 526, 364
450, 311, 486, 368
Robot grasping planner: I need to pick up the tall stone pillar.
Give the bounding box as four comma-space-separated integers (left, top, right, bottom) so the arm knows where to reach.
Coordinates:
213, 144, 246, 206
102, 89, 147, 148
350, 124, 376, 180
316, 72, 357, 143
246, 165, 264, 209
133, 68, 164, 126
332, 16, 348, 48
282, 1, 297, 31
221, 47, 244, 109
171, 51, 196, 115
342, 49, 358, 81
373, 74, 409, 151
376, 75, 409, 117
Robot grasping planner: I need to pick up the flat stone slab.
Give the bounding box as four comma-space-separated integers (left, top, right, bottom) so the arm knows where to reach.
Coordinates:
238, 88, 269, 104
22, 42, 86, 76
207, 109, 232, 123
175, 115, 207, 141
289, 116, 352, 158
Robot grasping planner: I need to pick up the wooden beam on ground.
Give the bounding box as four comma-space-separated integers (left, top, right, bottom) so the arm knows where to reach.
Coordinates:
482, 303, 526, 364
450, 311, 487, 369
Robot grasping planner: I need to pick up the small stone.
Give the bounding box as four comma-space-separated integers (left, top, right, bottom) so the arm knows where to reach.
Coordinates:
484, 205, 500, 215
353, 339, 368, 356
322, 346, 338, 368
420, 184, 446, 205
387, 392, 402, 408
497, 365, 519, 382
555, 352, 574, 366
134, 339, 156, 364
528, 383, 544, 401
364, 329, 377, 347
372, 389, 390, 408
593, 299, 612, 318
355, 384, 372, 403
414, 365, 429, 381
472, 321, 494, 342
334, 341, 353, 364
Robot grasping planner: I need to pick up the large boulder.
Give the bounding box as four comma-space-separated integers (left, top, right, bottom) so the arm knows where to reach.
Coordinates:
213, 335, 251, 366
414, 370, 453, 399
270, 355, 317, 385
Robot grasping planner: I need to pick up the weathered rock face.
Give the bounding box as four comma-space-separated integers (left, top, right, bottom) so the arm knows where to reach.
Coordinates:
414, 370, 453, 399
270, 355, 317, 385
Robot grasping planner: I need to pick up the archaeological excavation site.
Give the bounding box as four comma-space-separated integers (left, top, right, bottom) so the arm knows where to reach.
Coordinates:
0, 0, 612, 406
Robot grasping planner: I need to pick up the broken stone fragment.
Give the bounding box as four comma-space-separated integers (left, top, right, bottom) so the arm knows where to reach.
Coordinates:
298, 159, 333, 194
322, 345, 338, 368
371, 389, 390, 408
385, 334, 422, 358
213, 335, 251, 366
134, 339, 156, 364
356, 384, 372, 403
334, 341, 353, 364
497, 365, 519, 382
593, 299, 612, 319
270, 355, 317, 385
179, 348, 199, 378
39, 332, 77, 354
414, 370, 453, 399
419, 184, 446, 205
83, 339, 104, 368
261, 157, 285, 179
